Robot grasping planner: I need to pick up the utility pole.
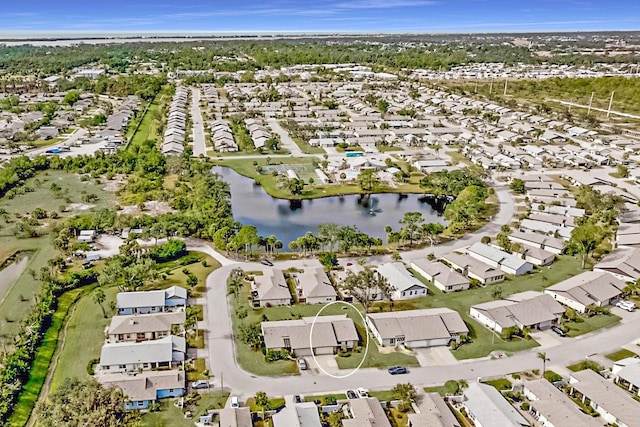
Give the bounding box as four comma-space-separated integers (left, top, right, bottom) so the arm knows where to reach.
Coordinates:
503, 78, 508, 96
489, 79, 494, 95
587, 92, 594, 115
221, 371, 224, 394
474, 80, 478, 94
607, 91, 615, 118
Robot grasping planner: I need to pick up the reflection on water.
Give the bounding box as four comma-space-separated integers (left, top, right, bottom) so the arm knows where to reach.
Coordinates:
213, 166, 446, 246
0, 253, 31, 301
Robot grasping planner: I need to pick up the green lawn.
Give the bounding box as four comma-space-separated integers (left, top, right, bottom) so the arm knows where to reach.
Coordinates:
446, 151, 473, 167
380, 256, 584, 360
368, 389, 398, 402
141, 391, 229, 427
32, 137, 63, 148
304, 393, 346, 404
9, 285, 90, 427
424, 380, 462, 397
49, 286, 118, 392
605, 348, 637, 361
544, 370, 563, 382
482, 378, 512, 391
186, 358, 209, 381
565, 313, 621, 337
290, 136, 326, 154
128, 85, 172, 149
567, 360, 603, 373
157, 252, 220, 298
246, 396, 286, 412
377, 145, 404, 153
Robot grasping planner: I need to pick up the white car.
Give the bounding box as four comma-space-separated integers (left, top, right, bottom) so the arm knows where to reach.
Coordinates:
356, 387, 369, 398
230, 396, 240, 408
616, 300, 636, 312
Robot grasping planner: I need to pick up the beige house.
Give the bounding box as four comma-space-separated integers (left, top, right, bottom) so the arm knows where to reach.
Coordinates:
367, 308, 468, 348
293, 267, 337, 304
251, 268, 292, 308
219, 407, 253, 427
545, 271, 626, 313
407, 392, 460, 427
107, 311, 185, 343
441, 253, 505, 285
411, 260, 470, 293
343, 397, 391, 427
261, 315, 358, 357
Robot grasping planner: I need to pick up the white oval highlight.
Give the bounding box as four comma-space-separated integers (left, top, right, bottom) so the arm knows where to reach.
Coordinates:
308, 301, 370, 379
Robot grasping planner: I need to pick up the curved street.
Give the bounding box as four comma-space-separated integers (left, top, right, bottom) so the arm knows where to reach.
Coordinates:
198, 182, 636, 398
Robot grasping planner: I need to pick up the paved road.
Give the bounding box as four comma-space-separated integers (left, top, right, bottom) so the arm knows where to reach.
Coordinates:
205, 261, 640, 398
267, 118, 304, 156
190, 87, 207, 156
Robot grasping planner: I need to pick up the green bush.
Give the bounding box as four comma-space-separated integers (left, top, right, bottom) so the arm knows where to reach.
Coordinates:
86, 358, 100, 375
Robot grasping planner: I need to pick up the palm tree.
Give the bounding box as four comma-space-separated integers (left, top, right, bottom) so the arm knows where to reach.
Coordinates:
537, 352, 550, 377
228, 268, 245, 301
92, 287, 107, 318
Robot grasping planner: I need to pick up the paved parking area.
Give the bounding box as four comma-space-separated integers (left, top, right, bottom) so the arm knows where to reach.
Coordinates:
414, 347, 458, 367
529, 330, 563, 349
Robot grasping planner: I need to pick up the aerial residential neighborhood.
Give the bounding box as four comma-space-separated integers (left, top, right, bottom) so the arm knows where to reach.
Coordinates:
2, 4, 640, 426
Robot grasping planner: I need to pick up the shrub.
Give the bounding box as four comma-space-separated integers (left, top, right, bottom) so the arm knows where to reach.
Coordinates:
86, 358, 100, 375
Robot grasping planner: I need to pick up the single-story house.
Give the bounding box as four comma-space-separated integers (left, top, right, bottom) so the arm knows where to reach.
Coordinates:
544, 271, 626, 313
410, 259, 470, 293
261, 315, 358, 357
272, 401, 323, 427
470, 291, 565, 333
462, 382, 530, 427
568, 369, 640, 427
116, 286, 187, 315
594, 247, 640, 282
293, 267, 337, 304
251, 268, 292, 308
407, 392, 460, 427
107, 311, 185, 343
521, 379, 602, 427
219, 407, 253, 427
367, 308, 468, 348
99, 335, 186, 373
467, 243, 534, 276
343, 397, 391, 427
441, 253, 505, 285
375, 262, 428, 300
98, 370, 186, 410
612, 357, 640, 396
521, 246, 556, 267
507, 230, 565, 255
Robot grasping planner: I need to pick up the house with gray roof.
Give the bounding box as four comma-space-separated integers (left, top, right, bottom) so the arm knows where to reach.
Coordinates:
367, 308, 468, 348
411, 259, 470, 293
272, 400, 323, 427
99, 335, 185, 373
462, 382, 530, 427
107, 311, 185, 343
569, 369, 640, 427
375, 262, 428, 300
507, 230, 565, 255
521, 379, 602, 427
97, 369, 186, 410
251, 268, 292, 308
408, 392, 460, 427
470, 291, 565, 333
441, 253, 505, 285
293, 267, 337, 304
261, 314, 358, 357
612, 357, 640, 396
116, 286, 187, 315
544, 271, 626, 313
594, 247, 640, 282
343, 397, 391, 427
219, 407, 253, 427
467, 243, 534, 276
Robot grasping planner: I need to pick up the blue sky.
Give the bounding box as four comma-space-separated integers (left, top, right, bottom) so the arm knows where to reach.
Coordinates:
1, 1, 639, 34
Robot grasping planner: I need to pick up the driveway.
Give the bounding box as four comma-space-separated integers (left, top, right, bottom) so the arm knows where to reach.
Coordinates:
414, 347, 458, 367
266, 118, 303, 156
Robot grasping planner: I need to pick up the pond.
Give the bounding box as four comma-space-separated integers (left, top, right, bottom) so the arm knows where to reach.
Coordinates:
0, 252, 31, 303
212, 166, 447, 247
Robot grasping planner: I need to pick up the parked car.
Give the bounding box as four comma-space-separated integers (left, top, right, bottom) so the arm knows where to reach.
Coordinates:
261, 259, 274, 266
346, 390, 358, 399
388, 366, 408, 375
297, 358, 308, 370
616, 300, 637, 312
294, 395, 303, 403
191, 380, 209, 389
230, 396, 239, 408
356, 387, 369, 398
551, 326, 567, 337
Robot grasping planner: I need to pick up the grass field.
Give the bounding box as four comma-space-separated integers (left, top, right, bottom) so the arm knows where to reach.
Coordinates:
157, 253, 220, 298
141, 391, 229, 427
128, 85, 173, 149
605, 348, 638, 361
291, 136, 326, 154
565, 312, 621, 337
9, 285, 90, 427
482, 378, 512, 391
49, 286, 118, 392
0, 170, 117, 219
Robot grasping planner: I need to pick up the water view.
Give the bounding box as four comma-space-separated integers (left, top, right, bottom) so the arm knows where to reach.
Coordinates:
0, 253, 31, 303
212, 166, 447, 246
